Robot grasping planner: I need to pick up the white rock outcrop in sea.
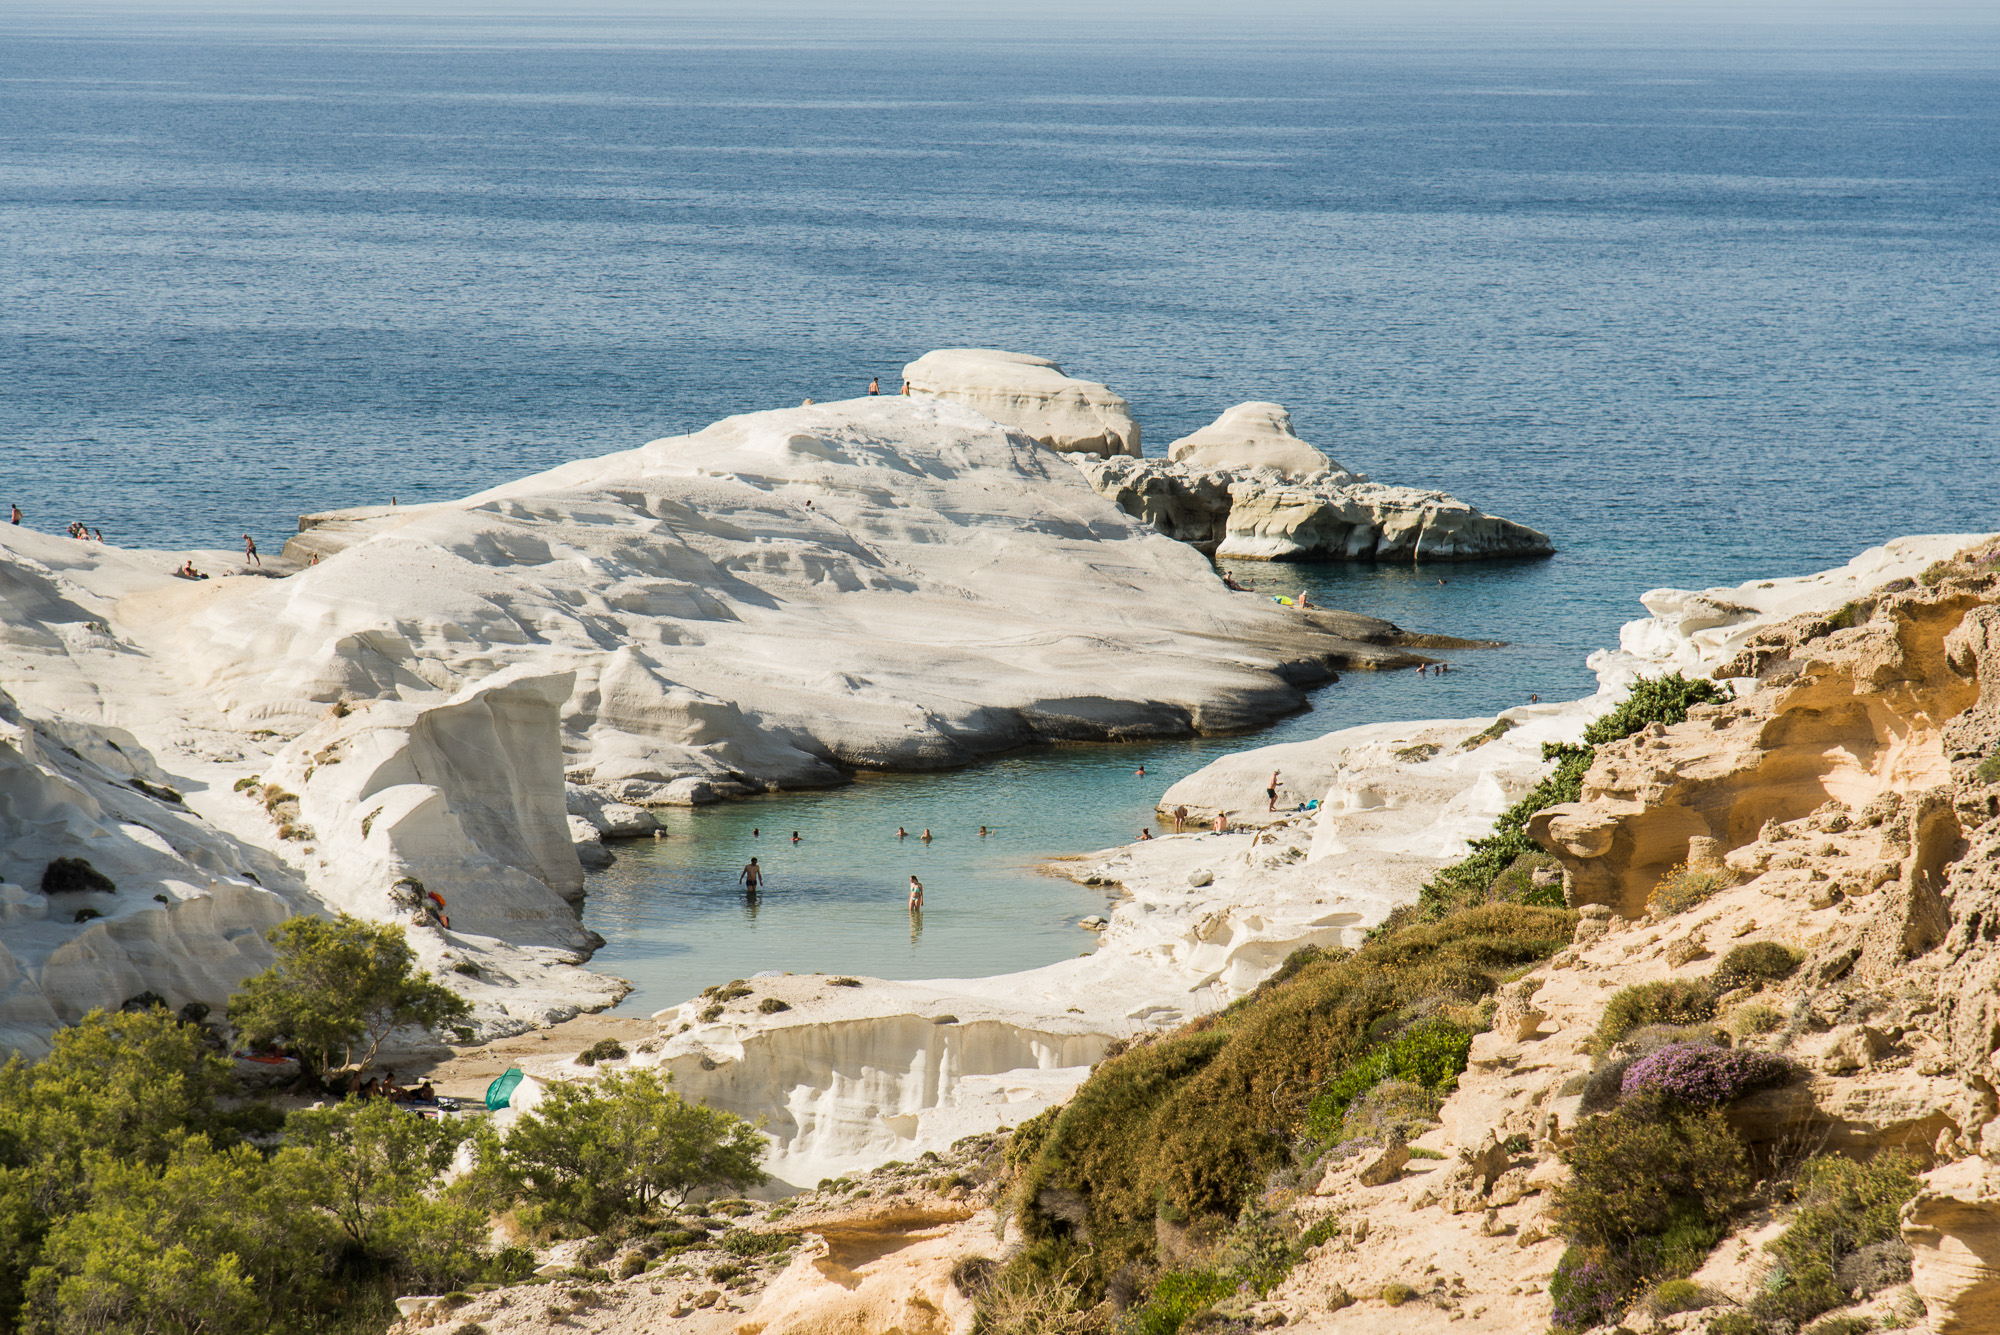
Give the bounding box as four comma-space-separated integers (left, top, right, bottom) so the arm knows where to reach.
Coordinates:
900, 348, 1141, 457
1165, 401, 1354, 483
0, 396, 1434, 1053
268, 396, 1418, 805
1072, 451, 1554, 561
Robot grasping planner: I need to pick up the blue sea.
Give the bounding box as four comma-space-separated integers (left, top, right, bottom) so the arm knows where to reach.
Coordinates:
5, 5, 1997, 1004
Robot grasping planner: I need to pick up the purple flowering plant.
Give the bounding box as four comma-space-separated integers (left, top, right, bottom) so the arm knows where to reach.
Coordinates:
1620, 1043, 1793, 1106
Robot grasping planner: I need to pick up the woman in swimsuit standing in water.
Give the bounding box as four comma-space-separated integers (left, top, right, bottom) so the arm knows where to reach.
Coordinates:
908, 876, 924, 911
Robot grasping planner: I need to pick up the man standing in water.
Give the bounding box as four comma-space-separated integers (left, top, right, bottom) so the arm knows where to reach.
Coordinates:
740, 857, 764, 893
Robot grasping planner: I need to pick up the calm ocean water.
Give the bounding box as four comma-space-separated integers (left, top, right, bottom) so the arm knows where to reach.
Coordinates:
6, 7, 1997, 1003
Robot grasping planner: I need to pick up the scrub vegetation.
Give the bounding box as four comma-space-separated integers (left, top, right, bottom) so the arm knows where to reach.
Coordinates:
0, 918, 766, 1335
974, 676, 1738, 1333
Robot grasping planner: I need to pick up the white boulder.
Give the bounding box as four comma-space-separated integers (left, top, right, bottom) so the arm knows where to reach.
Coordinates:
900, 348, 1140, 456
1166, 402, 1354, 483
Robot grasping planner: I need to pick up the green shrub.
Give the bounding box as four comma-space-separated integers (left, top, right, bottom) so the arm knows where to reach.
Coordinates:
1583, 674, 1733, 746
1649, 863, 1734, 917
1976, 744, 2000, 786
1381, 1281, 1417, 1307
1489, 852, 1564, 903
698, 1005, 724, 1022
576, 1038, 627, 1066
1746, 1154, 1921, 1330
1710, 1314, 1763, 1335
1725, 1003, 1784, 1037
1712, 942, 1804, 992
1008, 904, 1574, 1294
1302, 1019, 1470, 1146
707, 1263, 744, 1283
1130, 1269, 1234, 1335
1590, 980, 1717, 1056
1552, 1095, 1751, 1250
757, 997, 791, 1014
1645, 1277, 1710, 1315
720, 1229, 801, 1258
492, 1068, 767, 1231
1332, 1079, 1442, 1145
829, 977, 862, 987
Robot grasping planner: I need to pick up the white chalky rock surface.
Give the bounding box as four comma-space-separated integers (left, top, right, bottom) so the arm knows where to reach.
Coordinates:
900, 348, 1141, 456
264, 396, 1389, 802
0, 397, 1404, 1056
1166, 401, 1353, 482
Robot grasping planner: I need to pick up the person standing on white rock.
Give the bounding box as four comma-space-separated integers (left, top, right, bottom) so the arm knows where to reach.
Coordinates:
1266, 771, 1280, 812
243, 533, 260, 567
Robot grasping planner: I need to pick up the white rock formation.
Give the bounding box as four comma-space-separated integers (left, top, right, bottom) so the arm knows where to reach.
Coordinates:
900, 349, 1140, 457
0, 396, 1428, 1055
262, 396, 1406, 804
1071, 453, 1554, 561
1165, 402, 1352, 483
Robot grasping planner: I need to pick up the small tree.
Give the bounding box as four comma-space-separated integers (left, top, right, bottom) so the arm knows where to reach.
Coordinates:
227, 914, 470, 1079
498, 1069, 767, 1231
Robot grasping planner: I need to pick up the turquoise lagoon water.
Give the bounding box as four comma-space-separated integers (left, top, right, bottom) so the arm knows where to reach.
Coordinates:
583, 556, 1618, 1009
6, 7, 1998, 1006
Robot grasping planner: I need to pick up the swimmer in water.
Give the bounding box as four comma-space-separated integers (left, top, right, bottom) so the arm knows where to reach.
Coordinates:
978, 825, 989, 836
921, 828, 932, 843
1134, 765, 1145, 776
791, 830, 800, 844
898, 826, 907, 839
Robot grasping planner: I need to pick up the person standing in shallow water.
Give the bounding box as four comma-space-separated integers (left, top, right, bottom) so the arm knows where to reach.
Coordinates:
739, 857, 763, 892
908, 876, 924, 911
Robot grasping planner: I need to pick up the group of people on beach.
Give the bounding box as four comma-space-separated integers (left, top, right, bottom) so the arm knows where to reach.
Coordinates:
350, 1071, 437, 1104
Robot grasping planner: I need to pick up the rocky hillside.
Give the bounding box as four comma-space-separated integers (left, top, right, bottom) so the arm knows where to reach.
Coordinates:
946, 540, 2000, 1335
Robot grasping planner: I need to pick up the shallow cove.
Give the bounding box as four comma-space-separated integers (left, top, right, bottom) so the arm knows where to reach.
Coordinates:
583, 553, 1596, 1011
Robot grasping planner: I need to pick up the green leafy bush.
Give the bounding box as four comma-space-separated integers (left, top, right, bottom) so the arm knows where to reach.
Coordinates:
1552, 1095, 1751, 1250
1582, 674, 1734, 746
487, 1068, 767, 1232
1976, 744, 2000, 786
1301, 1019, 1471, 1146
1590, 980, 1717, 1056
1744, 1154, 1921, 1330
576, 1038, 628, 1066
227, 913, 470, 1079
1130, 1269, 1234, 1335
1712, 942, 1804, 992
